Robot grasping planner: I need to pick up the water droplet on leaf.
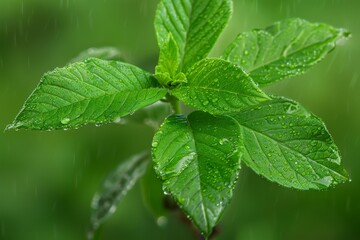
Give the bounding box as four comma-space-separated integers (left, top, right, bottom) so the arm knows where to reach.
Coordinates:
113, 117, 122, 123
202, 100, 209, 106
152, 141, 158, 147
61, 118, 70, 125
219, 138, 229, 145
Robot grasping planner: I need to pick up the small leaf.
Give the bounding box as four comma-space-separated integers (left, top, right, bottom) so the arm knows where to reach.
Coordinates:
70, 47, 125, 63
222, 18, 350, 86
88, 152, 150, 240
172, 58, 270, 114
152, 112, 241, 236
229, 97, 348, 190
155, 33, 182, 86
155, 0, 232, 72
7, 58, 167, 130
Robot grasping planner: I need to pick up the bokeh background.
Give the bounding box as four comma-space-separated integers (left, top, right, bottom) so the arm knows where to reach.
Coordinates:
0, 0, 359, 239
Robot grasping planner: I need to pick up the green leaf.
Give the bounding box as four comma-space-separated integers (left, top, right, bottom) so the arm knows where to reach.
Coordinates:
229, 97, 348, 190
222, 18, 350, 86
7, 58, 167, 130
155, 33, 184, 86
155, 0, 232, 72
172, 58, 270, 114
70, 47, 125, 63
152, 112, 241, 236
88, 152, 150, 240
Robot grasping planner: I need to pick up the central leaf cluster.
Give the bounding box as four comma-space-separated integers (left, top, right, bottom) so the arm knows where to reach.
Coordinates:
8, 0, 349, 237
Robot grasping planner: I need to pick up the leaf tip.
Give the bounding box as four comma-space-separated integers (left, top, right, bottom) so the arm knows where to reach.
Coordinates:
4, 121, 22, 132
339, 28, 351, 38
336, 28, 351, 46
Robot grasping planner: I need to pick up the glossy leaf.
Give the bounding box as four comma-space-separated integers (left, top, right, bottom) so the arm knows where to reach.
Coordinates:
155, 33, 185, 86
222, 18, 350, 86
7, 58, 167, 130
155, 0, 232, 72
229, 97, 348, 190
70, 47, 125, 63
152, 112, 241, 236
88, 152, 150, 240
172, 58, 270, 114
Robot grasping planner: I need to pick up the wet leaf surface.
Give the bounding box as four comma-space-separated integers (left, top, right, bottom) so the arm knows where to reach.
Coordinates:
229, 97, 348, 190
223, 18, 350, 86
155, 0, 232, 72
172, 58, 270, 114
152, 112, 241, 236
7, 58, 167, 130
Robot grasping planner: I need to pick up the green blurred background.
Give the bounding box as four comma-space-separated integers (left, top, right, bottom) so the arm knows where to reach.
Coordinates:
0, 0, 359, 239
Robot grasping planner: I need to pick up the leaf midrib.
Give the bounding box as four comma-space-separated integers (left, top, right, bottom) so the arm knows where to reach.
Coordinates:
186, 118, 209, 233
23, 87, 163, 116
248, 32, 339, 75
236, 119, 346, 180
164, 117, 210, 233
179, 0, 194, 71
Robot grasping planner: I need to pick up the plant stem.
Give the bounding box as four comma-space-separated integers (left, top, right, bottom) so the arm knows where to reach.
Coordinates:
166, 94, 181, 114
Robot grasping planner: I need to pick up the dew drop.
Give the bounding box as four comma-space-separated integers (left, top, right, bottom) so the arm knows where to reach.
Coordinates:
219, 138, 229, 145
109, 205, 117, 214
113, 117, 122, 124
156, 216, 168, 227
61, 118, 70, 125
202, 100, 209, 106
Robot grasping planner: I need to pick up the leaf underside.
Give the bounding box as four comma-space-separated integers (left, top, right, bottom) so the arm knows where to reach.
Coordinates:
89, 152, 150, 239
223, 18, 350, 86
152, 112, 241, 236
229, 97, 348, 190
70, 47, 125, 63
173, 58, 270, 114
7, 58, 167, 130
155, 0, 232, 72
